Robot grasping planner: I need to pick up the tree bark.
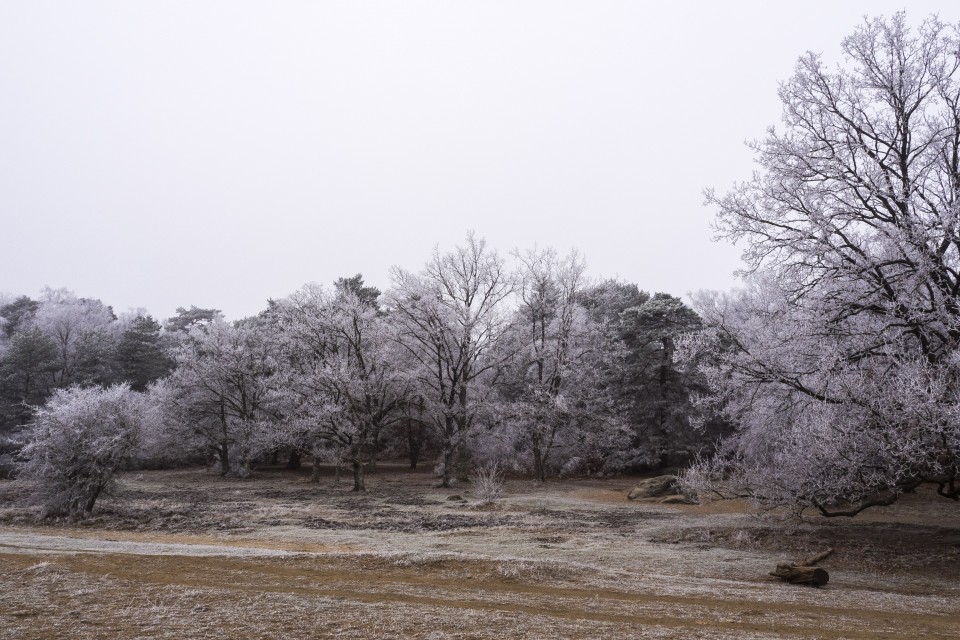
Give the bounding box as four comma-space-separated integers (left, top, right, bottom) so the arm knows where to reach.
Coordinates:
82, 484, 104, 516
814, 493, 899, 517
533, 446, 546, 484
286, 450, 302, 470
770, 564, 829, 586
409, 449, 420, 470
407, 421, 421, 469
219, 443, 230, 477
440, 447, 455, 488
455, 443, 471, 483
770, 548, 833, 586
352, 460, 365, 492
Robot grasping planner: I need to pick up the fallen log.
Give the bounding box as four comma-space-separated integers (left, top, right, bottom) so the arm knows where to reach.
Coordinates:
798, 548, 833, 567
627, 476, 677, 500
770, 547, 833, 587
770, 564, 829, 586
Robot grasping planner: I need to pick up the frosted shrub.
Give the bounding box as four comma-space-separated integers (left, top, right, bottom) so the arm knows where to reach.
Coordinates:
469, 462, 505, 504
677, 453, 731, 503
18, 384, 146, 518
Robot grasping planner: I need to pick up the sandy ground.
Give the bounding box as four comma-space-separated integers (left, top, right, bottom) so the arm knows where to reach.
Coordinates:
1, 465, 959, 639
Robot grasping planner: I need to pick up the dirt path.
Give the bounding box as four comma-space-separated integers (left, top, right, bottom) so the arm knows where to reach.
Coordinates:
2, 530, 958, 639
0, 531, 297, 557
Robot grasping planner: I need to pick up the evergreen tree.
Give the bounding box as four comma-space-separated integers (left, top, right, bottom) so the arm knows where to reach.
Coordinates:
115, 316, 173, 391
0, 327, 60, 431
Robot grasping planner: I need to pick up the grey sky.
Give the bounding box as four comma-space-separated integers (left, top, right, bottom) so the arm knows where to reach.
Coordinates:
1, 1, 954, 321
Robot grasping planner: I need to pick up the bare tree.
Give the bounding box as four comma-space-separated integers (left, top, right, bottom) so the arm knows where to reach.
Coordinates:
507, 248, 598, 481
388, 233, 514, 487
272, 282, 409, 491
710, 13, 960, 364
33, 288, 116, 385
692, 14, 960, 514
161, 320, 276, 476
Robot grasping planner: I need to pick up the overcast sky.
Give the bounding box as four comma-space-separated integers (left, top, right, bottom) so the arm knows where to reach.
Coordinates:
1, 1, 955, 321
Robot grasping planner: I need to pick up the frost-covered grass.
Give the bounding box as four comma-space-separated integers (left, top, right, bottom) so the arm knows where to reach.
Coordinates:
1, 465, 959, 638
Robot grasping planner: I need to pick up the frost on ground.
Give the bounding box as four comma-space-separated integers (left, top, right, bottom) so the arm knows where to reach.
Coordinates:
1, 465, 959, 639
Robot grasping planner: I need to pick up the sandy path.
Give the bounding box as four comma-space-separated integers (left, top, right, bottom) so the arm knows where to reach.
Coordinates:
2, 528, 959, 639
0, 531, 297, 557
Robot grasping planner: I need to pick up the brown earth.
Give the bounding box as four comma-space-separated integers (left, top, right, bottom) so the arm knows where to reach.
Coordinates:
1, 465, 959, 639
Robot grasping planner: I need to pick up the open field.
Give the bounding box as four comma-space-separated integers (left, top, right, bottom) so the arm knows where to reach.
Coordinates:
1, 465, 959, 639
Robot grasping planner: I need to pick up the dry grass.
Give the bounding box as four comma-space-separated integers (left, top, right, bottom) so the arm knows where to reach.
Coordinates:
1, 464, 959, 639
469, 462, 505, 505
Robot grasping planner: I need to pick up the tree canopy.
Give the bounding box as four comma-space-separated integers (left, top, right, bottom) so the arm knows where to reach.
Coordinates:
688, 13, 960, 514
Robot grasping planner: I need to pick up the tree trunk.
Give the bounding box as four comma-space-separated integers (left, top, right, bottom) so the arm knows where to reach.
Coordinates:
218, 401, 229, 475
82, 484, 104, 516
534, 453, 547, 483
286, 450, 302, 470
407, 421, 421, 469
352, 461, 365, 492
455, 442, 471, 483
440, 447, 455, 488
219, 444, 230, 477
533, 444, 546, 483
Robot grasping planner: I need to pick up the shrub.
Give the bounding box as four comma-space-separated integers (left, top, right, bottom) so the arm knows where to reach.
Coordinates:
17, 384, 146, 518
469, 461, 505, 504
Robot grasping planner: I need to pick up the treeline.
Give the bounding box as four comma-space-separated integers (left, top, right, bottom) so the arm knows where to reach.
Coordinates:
1, 235, 726, 516
0, 289, 176, 425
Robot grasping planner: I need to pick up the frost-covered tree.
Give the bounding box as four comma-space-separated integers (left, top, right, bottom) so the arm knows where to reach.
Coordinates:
160, 305, 225, 352
612, 293, 705, 467
161, 320, 276, 476
388, 233, 514, 487
0, 295, 40, 339
574, 282, 709, 471
690, 14, 960, 514
33, 288, 117, 386
499, 248, 621, 480
272, 281, 410, 490
0, 327, 60, 431
114, 315, 172, 391
17, 384, 147, 517
162, 306, 224, 334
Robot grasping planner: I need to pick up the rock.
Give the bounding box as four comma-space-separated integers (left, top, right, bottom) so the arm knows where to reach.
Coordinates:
627, 475, 678, 500
447, 494, 465, 502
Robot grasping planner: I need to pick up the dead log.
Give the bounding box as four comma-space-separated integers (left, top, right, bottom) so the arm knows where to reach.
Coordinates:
770, 547, 833, 587
798, 548, 833, 567
627, 476, 677, 500
770, 564, 829, 586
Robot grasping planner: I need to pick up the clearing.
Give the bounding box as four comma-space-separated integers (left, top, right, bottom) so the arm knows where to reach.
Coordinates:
1, 465, 958, 639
